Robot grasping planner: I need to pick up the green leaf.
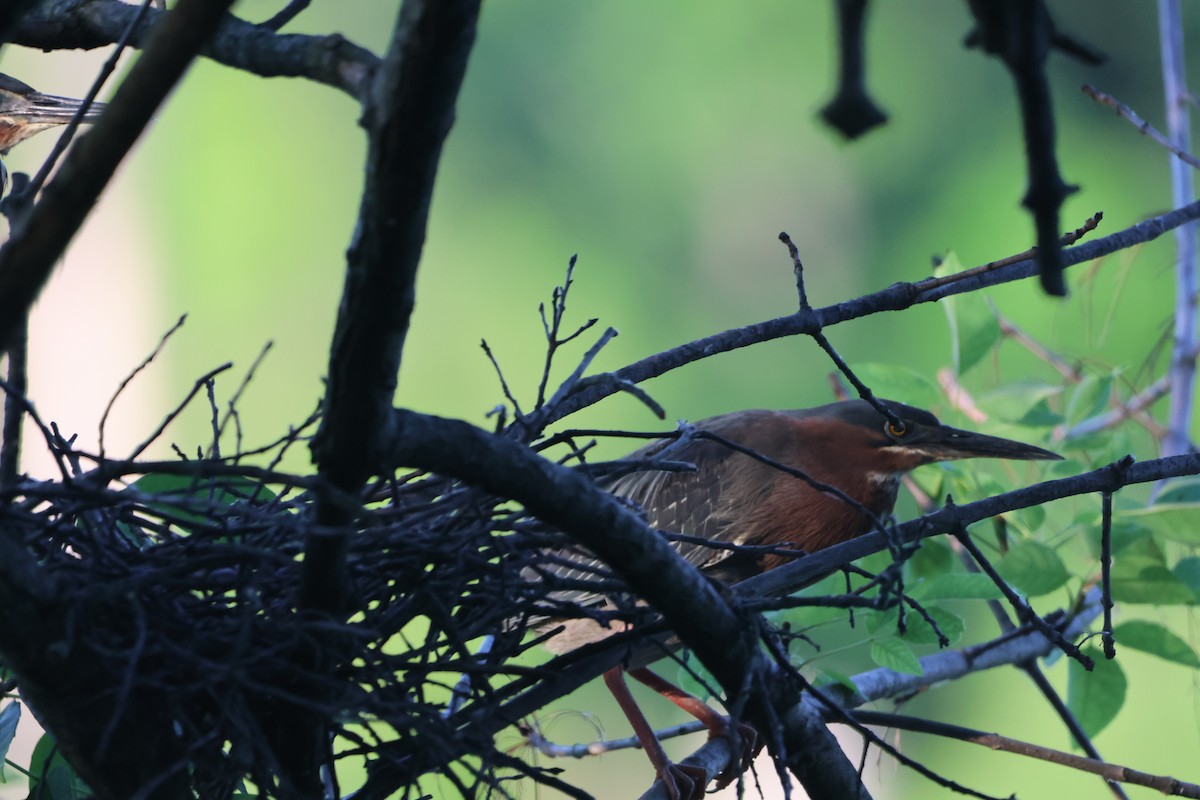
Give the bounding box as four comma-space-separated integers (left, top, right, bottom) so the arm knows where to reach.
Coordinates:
1067, 647, 1127, 738
938, 253, 1002, 374
1066, 373, 1115, 426
910, 572, 1005, 600
28, 733, 90, 799
1115, 504, 1200, 545
1112, 620, 1200, 668
904, 538, 954, 582
1008, 503, 1047, 538
1013, 398, 1063, 428
870, 637, 923, 675
1049, 458, 1086, 477
899, 606, 964, 646
812, 668, 860, 692
675, 653, 716, 701
982, 380, 1062, 423
126, 472, 277, 536
845, 363, 940, 409
997, 540, 1070, 597
0, 701, 18, 780
1104, 520, 1156, 557
1155, 479, 1200, 505
1110, 554, 1197, 605
1174, 557, 1200, 600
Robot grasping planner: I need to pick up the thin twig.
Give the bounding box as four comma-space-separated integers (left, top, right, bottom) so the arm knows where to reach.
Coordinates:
849, 710, 1200, 798
916, 212, 1103, 293
953, 522, 1093, 669
1101, 490, 1116, 659
0, 317, 28, 488
99, 315, 187, 461
1083, 83, 1200, 170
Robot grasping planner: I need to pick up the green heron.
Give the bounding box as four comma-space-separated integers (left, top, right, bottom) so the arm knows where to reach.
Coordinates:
0, 73, 105, 154
537, 398, 1060, 799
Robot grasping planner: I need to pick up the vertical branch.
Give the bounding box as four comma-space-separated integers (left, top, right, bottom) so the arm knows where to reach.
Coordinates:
1100, 491, 1115, 659
820, 0, 888, 139
0, 317, 26, 489
1158, 0, 1198, 460
307, 0, 483, 611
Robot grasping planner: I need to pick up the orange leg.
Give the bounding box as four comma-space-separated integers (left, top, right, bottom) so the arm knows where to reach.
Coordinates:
626, 667, 761, 789
603, 667, 707, 800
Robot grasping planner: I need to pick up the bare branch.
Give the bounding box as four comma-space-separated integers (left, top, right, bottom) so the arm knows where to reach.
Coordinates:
542, 201, 1199, 426
10, 0, 376, 99
848, 711, 1200, 798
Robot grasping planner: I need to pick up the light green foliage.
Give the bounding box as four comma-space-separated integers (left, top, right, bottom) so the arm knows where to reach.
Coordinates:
1111, 621, 1200, 668
121, 471, 277, 542
26, 734, 88, 800
938, 253, 1002, 376
1116, 503, 1200, 546
869, 637, 923, 676
997, 540, 1070, 597
845, 363, 941, 409
1067, 647, 1127, 739
909, 572, 1006, 601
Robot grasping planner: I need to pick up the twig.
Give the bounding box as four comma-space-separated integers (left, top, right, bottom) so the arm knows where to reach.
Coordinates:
542, 202, 1197, 429
1083, 83, 1200, 170
100, 315, 187, 461
215, 340, 274, 452
994, 310, 1083, 383
1157, 0, 1200, 466
917, 212, 1103, 293
936, 369, 989, 424
1100, 490, 1116, 659
958, 547, 1128, 799
527, 719, 707, 758
779, 233, 906, 434
126, 363, 233, 462
0, 317, 27, 489
953, 523, 1094, 670
848, 710, 1200, 798
1063, 375, 1171, 439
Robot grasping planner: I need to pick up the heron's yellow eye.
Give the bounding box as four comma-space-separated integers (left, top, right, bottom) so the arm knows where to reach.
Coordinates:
886, 420, 908, 438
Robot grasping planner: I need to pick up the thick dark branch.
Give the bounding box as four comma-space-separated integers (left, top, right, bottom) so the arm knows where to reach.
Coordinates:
0, 0, 237, 353
373, 408, 869, 800
543, 199, 1200, 425
820, 0, 888, 139
964, 0, 1092, 296
9, 0, 376, 99
307, 0, 481, 608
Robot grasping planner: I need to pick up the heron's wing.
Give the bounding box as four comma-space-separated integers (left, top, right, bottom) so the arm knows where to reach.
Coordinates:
602, 430, 776, 572
532, 412, 786, 614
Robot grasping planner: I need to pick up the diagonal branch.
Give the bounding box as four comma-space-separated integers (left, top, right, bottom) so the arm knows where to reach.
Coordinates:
542, 199, 1200, 426
307, 0, 482, 609
848, 710, 1200, 798
0, 0, 238, 353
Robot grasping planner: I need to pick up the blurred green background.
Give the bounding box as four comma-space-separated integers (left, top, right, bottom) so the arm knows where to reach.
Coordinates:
3, 1, 1200, 798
